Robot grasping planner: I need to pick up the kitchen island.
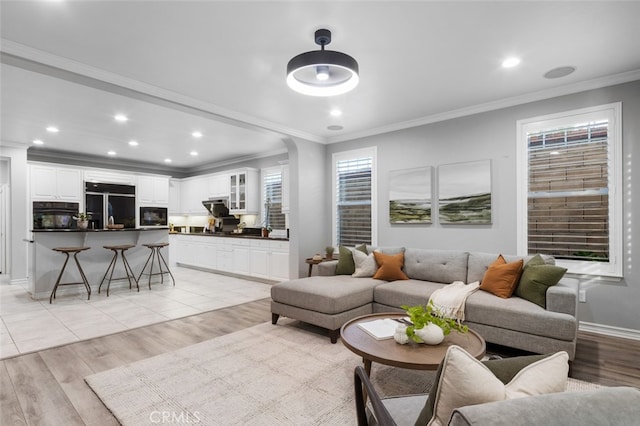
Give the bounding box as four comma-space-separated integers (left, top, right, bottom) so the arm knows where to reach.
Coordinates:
29, 228, 169, 300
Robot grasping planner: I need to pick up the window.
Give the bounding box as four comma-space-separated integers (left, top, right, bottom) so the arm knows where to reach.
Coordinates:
261, 167, 286, 231
332, 147, 377, 246
517, 103, 622, 277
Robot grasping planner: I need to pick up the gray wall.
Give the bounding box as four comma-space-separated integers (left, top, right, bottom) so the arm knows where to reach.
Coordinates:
326, 80, 640, 333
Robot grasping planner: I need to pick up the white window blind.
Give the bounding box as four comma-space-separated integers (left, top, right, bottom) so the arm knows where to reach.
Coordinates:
527, 122, 609, 262
335, 156, 373, 246
517, 103, 622, 277
262, 170, 286, 230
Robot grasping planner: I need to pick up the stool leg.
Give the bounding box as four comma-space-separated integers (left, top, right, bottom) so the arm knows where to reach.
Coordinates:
137, 249, 154, 288
157, 247, 175, 286
121, 249, 139, 292
50, 252, 71, 304
148, 248, 157, 289
99, 250, 118, 296
73, 252, 91, 300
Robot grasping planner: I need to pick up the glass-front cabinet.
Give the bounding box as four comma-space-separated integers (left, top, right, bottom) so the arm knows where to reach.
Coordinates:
229, 168, 259, 214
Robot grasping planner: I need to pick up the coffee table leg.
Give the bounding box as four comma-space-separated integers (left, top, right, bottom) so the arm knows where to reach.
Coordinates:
363, 358, 372, 376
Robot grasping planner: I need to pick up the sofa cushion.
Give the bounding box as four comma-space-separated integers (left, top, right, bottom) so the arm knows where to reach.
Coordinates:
515, 254, 567, 308
335, 244, 368, 275
479, 255, 523, 298
467, 252, 555, 284
374, 280, 445, 308
270, 276, 380, 314
426, 346, 568, 426
463, 290, 576, 341
353, 250, 378, 277
404, 249, 468, 283
373, 251, 409, 281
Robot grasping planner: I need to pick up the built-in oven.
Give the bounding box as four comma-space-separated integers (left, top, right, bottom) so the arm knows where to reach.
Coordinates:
140, 206, 168, 227
33, 201, 79, 229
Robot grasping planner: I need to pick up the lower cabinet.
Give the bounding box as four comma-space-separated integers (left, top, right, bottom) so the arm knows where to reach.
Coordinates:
173, 235, 289, 281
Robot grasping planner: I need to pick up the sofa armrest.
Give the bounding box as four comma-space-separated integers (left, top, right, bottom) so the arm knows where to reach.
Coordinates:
448, 387, 640, 426
546, 279, 578, 316
317, 260, 338, 276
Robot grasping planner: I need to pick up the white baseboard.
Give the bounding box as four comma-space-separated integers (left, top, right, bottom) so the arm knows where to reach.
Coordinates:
579, 321, 640, 341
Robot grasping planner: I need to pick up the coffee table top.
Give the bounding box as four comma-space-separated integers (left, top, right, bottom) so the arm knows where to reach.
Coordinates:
341, 312, 486, 370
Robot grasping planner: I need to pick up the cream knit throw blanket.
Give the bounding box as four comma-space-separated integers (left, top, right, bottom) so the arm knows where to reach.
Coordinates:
428, 281, 480, 321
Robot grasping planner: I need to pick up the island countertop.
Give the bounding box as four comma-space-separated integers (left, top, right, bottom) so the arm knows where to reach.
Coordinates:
29, 228, 169, 300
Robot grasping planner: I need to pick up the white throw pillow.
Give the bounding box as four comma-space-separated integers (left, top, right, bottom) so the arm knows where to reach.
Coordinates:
352, 249, 378, 277
427, 346, 569, 426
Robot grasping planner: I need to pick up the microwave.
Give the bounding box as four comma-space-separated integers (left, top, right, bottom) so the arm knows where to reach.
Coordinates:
140, 206, 168, 227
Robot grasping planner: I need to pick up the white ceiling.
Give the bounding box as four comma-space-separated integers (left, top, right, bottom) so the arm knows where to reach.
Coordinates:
2, 1, 640, 172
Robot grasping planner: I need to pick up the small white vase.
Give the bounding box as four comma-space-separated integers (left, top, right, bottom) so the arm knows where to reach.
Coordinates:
77, 220, 89, 230
393, 324, 410, 345
415, 323, 444, 345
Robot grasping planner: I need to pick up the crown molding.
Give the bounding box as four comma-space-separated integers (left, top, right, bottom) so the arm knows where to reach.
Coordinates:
0, 39, 324, 144
0, 139, 30, 150
327, 69, 640, 144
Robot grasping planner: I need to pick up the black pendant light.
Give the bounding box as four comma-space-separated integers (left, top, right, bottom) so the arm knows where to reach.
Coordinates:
286, 29, 359, 97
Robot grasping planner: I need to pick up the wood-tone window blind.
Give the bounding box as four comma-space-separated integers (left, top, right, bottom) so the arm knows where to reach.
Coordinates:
527, 121, 610, 261
263, 171, 286, 230
336, 156, 372, 246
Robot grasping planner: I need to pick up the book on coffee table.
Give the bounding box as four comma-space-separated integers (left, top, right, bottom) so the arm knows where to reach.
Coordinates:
357, 318, 399, 340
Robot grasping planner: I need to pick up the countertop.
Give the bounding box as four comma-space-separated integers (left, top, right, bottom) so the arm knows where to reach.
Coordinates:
169, 232, 288, 241
33, 227, 169, 232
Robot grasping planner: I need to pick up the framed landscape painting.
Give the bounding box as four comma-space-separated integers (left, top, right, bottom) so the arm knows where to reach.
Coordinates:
389, 167, 432, 224
438, 160, 492, 224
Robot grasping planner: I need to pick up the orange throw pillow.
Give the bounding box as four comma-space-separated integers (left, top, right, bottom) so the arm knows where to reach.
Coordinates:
480, 255, 523, 298
373, 251, 409, 281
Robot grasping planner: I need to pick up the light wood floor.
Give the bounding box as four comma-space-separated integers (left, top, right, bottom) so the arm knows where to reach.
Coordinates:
1, 298, 639, 425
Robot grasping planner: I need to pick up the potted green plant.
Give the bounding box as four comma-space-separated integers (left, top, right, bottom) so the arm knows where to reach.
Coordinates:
261, 225, 272, 238
400, 300, 468, 344
73, 212, 91, 230
325, 246, 335, 259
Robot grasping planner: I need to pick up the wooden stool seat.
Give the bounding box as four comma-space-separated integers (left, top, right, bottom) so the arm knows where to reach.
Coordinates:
138, 243, 175, 289
99, 244, 138, 296
50, 246, 91, 304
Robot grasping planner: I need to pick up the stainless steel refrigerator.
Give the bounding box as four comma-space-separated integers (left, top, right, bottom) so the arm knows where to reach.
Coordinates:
85, 182, 136, 229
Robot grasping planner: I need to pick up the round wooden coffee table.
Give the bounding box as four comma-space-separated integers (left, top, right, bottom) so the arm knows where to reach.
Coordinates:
341, 312, 486, 376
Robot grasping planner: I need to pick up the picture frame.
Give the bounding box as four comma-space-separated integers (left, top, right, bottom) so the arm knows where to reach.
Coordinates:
388, 166, 432, 224
438, 160, 492, 224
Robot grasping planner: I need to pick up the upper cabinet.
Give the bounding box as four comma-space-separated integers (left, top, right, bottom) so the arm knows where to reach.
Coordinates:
229, 168, 259, 214
168, 179, 181, 214
30, 164, 82, 202
180, 176, 209, 214
137, 176, 169, 206
208, 173, 230, 198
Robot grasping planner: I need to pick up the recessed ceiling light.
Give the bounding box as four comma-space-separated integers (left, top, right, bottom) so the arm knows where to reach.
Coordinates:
550, 151, 560, 155
192, 131, 203, 138
190, 151, 199, 156
128, 140, 139, 146
107, 150, 116, 156
164, 158, 172, 163
46, 126, 59, 133
33, 139, 44, 145
327, 125, 344, 131
330, 109, 343, 117
114, 114, 128, 122
544, 66, 576, 79
502, 57, 521, 68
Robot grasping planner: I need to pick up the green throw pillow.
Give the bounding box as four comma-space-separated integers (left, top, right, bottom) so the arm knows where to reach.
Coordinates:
335, 244, 368, 275
515, 254, 567, 308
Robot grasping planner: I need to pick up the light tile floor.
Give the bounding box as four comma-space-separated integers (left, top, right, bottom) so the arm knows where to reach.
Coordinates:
0, 267, 272, 359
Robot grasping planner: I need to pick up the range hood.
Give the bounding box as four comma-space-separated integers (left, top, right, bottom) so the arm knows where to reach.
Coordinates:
202, 198, 230, 217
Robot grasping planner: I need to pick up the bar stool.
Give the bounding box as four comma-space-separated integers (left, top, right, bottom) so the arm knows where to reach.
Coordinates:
99, 244, 138, 296
137, 242, 175, 289
50, 246, 91, 304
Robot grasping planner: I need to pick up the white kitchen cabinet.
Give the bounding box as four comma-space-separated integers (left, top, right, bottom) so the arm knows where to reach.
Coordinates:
231, 238, 251, 275
229, 168, 259, 214
250, 239, 289, 281
138, 175, 169, 205
30, 164, 82, 202
181, 176, 209, 214
83, 169, 136, 185
168, 179, 181, 214
208, 173, 230, 198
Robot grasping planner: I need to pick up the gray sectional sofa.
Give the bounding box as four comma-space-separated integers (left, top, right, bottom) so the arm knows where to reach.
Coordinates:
271, 248, 579, 359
